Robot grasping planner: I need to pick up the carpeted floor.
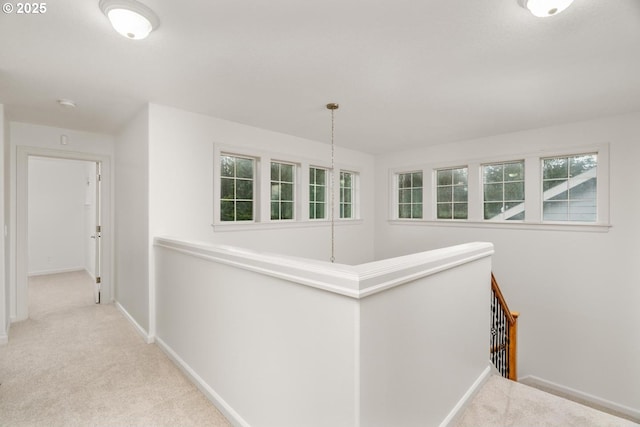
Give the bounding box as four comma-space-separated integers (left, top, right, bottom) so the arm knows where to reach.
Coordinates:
453, 375, 639, 427
0, 271, 231, 427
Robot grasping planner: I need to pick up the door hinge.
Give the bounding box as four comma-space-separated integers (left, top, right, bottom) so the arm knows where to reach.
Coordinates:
97, 174, 102, 182
96, 225, 102, 233
96, 276, 101, 284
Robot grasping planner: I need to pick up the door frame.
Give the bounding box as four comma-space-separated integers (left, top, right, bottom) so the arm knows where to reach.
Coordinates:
15, 146, 112, 321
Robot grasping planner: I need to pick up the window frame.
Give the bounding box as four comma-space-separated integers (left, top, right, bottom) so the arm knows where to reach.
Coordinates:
339, 170, 358, 220
309, 166, 328, 220
388, 143, 610, 231
481, 160, 526, 222
435, 166, 469, 221
269, 160, 297, 221
395, 170, 424, 220
540, 152, 598, 224
219, 153, 257, 223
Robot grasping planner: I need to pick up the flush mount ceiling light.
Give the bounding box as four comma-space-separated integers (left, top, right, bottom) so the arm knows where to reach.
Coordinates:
519, 0, 574, 17
99, 0, 159, 40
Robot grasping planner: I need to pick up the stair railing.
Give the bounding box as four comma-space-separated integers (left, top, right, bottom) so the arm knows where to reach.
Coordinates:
490, 273, 519, 381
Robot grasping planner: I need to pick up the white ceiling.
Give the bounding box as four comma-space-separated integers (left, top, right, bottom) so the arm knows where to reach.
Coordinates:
1, 0, 639, 154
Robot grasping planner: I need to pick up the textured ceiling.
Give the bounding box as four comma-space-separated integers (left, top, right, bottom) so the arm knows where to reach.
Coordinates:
1, 0, 639, 154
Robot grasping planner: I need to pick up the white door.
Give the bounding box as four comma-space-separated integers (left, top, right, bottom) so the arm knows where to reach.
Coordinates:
93, 162, 102, 304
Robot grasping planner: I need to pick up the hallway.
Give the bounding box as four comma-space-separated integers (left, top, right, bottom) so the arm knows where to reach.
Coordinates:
0, 271, 230, 426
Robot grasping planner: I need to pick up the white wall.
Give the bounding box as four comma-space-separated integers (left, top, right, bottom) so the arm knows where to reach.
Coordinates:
154, 237, 493, 427
374, 111, 640, 413
27, 157, 89, 275
0, 105, 7, 343
148, 103, 376, 264
9, 122, 114, 321
114, 107, 149, 333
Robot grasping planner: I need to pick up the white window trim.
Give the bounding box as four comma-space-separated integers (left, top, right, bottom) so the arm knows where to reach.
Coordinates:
434, 165, 470, 221
339, 169, 360, 221
388, 143, 610, 231
213, 143, 363, 230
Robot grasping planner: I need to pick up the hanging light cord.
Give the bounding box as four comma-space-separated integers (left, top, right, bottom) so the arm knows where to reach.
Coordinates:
327, 103, 339, 263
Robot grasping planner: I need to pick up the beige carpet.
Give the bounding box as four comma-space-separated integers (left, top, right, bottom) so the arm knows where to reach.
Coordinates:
0, 271, 231, 427
454, 375, 639, 427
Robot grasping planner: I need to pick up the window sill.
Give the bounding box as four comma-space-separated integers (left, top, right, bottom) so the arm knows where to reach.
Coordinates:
388, 219, 611, 233
212, 219, 364, 232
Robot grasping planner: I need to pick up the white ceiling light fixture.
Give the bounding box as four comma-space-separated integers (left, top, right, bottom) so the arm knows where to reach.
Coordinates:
519, 0, 574, 17
57, 99, 76, 108
99, 0, 159, 40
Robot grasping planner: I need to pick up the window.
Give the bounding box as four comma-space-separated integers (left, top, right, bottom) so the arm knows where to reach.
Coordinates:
340, 171, 355, 219
271, 161, 295, 220
436, 167, 468, 219
220, 155, 254, 221
542, 154, 597, 222
309, 167, 327, 219
483, 161, 525, 221
398, 171, 423, 219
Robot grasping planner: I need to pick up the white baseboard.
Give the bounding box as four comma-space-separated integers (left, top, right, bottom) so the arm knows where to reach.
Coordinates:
520, 375, 640, 422
28, 267, 85, 277
114, 301, 154, 344
440, 365, 493, 427
155, 336, 250, 427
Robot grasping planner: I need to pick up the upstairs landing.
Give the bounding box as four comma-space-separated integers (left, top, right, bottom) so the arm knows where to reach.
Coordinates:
454, 375, 638, 427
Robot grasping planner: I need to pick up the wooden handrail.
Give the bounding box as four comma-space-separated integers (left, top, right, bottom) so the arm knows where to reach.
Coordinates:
490, 273, 519, 381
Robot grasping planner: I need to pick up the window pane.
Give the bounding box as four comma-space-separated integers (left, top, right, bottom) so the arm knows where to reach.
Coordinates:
236, 201, 253, 221
343, 188, 352, 203
437, 203, 452, 219
543, 158, 568, 180
342, 204, 351, 219
271, 202, 279, 220
437, 187, 452, 202
484, 183, 503, 202
412, 188, 422, 203
341, 172, 351, 188
281, 202, 293, 219
271, 162, 280, 181
220, 155, 255, 222
504, 182, 524, 201
236, 180, 253, 200
221, 201, 235, 221
437, 169, 452, 186
316, 169, 326, 186
569, 155, 596, 178
453, 203, 468, 219
317, 186, 325, 202
316, 203, 326, 219
399, 189, 411, 203
484, 165, 503, 183
399, 174, 412, 188
569, 200, 596, 222
543, 201, 568, 221
221, 178, 235, 200
412, 172, 423, 187
236, 158, 253, 179
453, 168, 468, 185
281, 164, 294, 182
484, 202, 503, 220
281, 183, 293, 201
221, 156, 235, 177
271, 183, 280, 201
412, 204, 423, 219
399, 204, 411, 218
543, 154, 597, 223
504, 162, 524, 181
453, 185, 468, 202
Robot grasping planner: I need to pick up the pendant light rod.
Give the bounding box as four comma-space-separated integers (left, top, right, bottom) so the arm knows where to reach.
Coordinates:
327, 103, 339, 263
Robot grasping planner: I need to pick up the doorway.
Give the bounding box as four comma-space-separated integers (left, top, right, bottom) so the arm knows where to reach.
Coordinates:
15, 147, 112, 322
27, 157, 101, 309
